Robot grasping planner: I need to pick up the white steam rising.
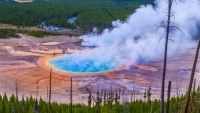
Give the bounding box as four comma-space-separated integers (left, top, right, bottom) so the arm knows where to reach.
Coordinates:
66, 0, 200, 71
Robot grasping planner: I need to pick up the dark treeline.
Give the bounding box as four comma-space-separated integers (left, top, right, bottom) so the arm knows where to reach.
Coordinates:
0, 0, 154, 31
0, 28, 60, 38
18, 30, 60, 38
1, 85, 200, 113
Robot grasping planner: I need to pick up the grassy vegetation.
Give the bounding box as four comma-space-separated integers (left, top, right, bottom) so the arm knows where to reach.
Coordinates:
18, 30, 60, 38
0, 0, 154, 31
0, 29, 20, 38
0, 28, 60, 38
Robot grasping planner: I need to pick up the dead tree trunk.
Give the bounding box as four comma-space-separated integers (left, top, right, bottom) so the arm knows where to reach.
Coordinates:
47, 86, 48, 101
70, 77, 72, 113
131, 92, 133, 102
134, 84, 136, 102
191, 78, 196, 112
176, 78, 179, 110
122, 88, 125, 103
36, 85, 39, 99
48, 68, 52, 113
184, 39, 200, 113
166, 81, 171, 113
16, 80, 18, 97
160, 0, 173, 112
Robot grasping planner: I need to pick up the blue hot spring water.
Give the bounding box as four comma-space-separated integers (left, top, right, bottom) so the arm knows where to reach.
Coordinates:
48, 55, 119, 73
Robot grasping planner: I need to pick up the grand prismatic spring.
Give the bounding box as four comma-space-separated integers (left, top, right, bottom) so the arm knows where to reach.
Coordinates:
49, 54, 120, 73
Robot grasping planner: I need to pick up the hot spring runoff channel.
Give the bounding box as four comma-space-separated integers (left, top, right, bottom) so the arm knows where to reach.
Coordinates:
48, 55, 120, 73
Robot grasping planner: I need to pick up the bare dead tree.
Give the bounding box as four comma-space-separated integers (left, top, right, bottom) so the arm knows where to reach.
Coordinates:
85, 86, 100, 113
166, 81, 171, 113
122, 88, 125, 103
22, 94, 24, 100
48, 68, 52, 113
134, 83, 136, 102
157, 0, 180, 112
16, 80, 18, 97
47, 86, 48, 102
186, 80, 189, 94
191, 78, 196, 112
179, 79, 182, 96
160, 0, 172, 111
183, 39, 200, 113
176, 76, 179, 109
36, 85, 39, 99
131, 91, 133, 102
70, 77, 72, 113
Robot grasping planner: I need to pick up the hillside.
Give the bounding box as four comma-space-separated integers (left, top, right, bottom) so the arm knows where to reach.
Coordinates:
0, 0, 154, 31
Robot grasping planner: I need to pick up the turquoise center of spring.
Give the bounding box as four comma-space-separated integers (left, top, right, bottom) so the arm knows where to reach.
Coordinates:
49, 55, 119, 73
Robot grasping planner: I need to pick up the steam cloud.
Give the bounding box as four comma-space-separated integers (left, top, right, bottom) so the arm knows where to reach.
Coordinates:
58, 0, 200, 72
